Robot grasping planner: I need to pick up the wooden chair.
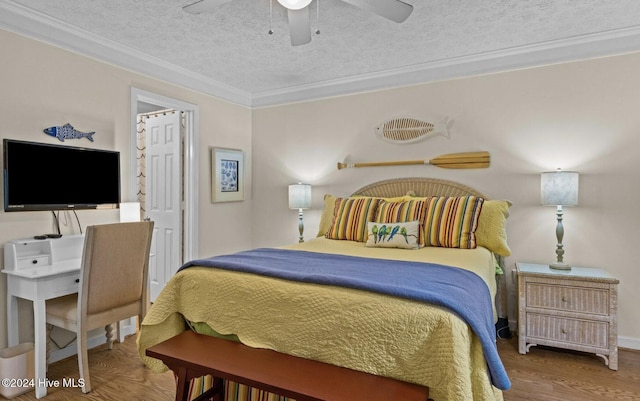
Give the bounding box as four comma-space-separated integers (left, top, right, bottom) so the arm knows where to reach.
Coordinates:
46, 221, 154, 393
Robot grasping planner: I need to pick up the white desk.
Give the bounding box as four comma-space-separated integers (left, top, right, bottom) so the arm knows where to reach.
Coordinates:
3, 235, 84, 399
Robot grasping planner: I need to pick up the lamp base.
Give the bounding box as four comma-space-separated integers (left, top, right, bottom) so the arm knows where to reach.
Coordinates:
549, 262, 571, 270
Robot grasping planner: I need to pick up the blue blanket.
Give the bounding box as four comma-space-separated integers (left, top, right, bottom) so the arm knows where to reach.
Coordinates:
179, 248, 511, 390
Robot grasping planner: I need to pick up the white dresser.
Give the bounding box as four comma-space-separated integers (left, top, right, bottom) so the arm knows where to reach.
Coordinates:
516, 262, 619, 370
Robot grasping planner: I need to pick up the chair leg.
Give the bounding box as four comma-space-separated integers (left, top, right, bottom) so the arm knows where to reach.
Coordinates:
77, 330, 91, 393
105, 324, 115, 350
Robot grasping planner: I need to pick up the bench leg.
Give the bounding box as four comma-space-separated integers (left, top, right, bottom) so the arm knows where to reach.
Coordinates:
213, 377, 223, 401
175, 367, 191, 401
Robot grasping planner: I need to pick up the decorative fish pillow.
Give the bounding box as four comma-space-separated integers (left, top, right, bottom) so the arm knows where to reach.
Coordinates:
365, 221, 421, 249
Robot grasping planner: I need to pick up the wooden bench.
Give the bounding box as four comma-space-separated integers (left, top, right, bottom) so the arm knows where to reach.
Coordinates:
146, 330, 431, 401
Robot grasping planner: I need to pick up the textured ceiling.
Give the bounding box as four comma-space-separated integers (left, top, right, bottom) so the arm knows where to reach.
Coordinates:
3, 0, 640, 106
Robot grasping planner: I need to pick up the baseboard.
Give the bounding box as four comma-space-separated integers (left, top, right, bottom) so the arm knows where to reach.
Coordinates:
508, 319, 640, 351
117, 317, 137, 343
619, 336, 640, 351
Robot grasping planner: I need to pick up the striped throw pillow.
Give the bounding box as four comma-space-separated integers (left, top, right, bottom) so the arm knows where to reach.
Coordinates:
326, 197, 381, 242
424, 196, 484, 248
374, 199, 427, 246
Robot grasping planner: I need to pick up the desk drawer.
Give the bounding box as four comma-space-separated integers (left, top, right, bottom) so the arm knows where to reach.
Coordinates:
51, 273, 80, 294
526, 313, 609, 348
17, 256, 51, 269
526, 283, 609, 315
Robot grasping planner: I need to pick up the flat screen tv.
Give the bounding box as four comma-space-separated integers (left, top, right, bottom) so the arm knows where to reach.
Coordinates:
3, 139, 121, 212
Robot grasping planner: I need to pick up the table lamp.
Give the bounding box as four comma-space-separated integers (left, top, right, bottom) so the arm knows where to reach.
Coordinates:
541, 169, 579, 270
288, 183, 311, 243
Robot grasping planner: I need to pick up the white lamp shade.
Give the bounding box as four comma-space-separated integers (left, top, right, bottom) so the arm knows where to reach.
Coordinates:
541, 171, 579, 206
288, 183, 312, 209
277, 0, 313, 10
119, 202, 141, 222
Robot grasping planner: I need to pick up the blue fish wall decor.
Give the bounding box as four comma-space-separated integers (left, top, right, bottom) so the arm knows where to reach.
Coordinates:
43, 123, 95, 142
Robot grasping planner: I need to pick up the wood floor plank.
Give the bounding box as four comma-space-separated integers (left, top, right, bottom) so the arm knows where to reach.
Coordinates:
7, 334, 640, 400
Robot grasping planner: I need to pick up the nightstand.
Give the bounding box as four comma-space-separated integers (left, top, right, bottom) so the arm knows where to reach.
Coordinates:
516, 262, 619, 370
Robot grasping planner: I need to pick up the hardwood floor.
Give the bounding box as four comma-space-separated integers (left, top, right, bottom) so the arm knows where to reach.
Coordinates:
6, 334, 640, 400
7, 336, 175, 401
498, 337, 640, 401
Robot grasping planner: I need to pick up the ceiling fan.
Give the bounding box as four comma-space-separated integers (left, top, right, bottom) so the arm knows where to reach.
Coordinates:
182, 0, 413, 46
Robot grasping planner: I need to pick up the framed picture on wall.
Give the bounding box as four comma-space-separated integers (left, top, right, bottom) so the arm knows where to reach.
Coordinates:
211, 147, 244, 202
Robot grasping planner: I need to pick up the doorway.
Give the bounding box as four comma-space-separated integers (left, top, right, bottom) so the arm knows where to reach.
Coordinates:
130, 88, 199, 300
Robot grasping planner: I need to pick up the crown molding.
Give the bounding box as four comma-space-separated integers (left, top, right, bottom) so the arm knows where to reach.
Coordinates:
251, 25, 640, 107
3, 1, 640, 109
0, 1, 252, 107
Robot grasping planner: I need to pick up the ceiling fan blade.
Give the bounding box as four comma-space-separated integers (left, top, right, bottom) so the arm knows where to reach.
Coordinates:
287, 8, 312, 46
340, 0, 413, 23
183, 0, 235, 14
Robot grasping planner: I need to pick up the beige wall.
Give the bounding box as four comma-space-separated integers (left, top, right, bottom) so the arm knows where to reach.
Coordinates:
0, 29, 253, 348
2, 27, 640, 351
252, 52, 640, 347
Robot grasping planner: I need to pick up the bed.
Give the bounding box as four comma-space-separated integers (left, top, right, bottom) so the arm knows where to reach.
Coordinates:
137, 177, 512, 401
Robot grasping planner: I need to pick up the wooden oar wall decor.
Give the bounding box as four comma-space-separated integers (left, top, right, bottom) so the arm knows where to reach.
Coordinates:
337, 151, 490, 170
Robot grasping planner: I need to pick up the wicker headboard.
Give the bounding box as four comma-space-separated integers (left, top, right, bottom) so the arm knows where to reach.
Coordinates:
351, 178, 488, 199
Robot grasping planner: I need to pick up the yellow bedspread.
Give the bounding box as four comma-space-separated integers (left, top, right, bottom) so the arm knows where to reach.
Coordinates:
138, 238, 504, 401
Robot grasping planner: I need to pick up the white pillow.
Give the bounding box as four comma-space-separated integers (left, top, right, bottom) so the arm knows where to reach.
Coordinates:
365, 221, 420, 249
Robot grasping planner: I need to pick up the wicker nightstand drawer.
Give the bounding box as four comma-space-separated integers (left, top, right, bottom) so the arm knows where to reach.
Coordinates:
525, 282, 610, 315
526, 313, 609, 348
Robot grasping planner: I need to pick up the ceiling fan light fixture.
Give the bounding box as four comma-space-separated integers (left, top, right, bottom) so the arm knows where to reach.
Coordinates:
277, 0, 313, 11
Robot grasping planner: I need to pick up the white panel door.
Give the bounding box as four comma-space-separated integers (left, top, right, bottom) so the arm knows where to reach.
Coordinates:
145, 112, 182, 302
